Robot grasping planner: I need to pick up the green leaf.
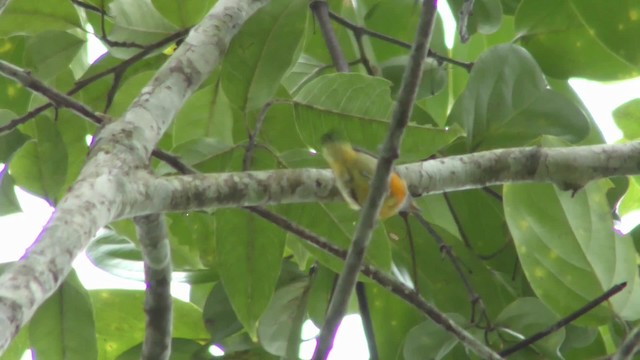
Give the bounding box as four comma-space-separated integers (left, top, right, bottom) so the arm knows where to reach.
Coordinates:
220, 0, 307, 112
0, 109, 29, 165
29, 271, 97, 360
0, 168, 21, 216
0, 324, 28, 360
258, 280, 309, 357
569, 0, 640, 70
172, 84, 234, 146
380, 57, 447, 100
91, 289, 208, 359
0, 37, 33, 114
105, 0, 177, 59
0, 0, 82, 37
202, 282, 244, 342
9, 116, 68, 204
496, 298, 565, 359
446, 44, 589, 151
262, 73, 463, 164
613, 98, 640, 141
151, 0, 216, 27
366, 281, 424, 360
215, 210, 286, 337
618, 176, 640, 218
24, 31, 84, 81
403, 313, 466, 360
116, 338, 204, 360
515, 0, 639, 80
504, 181, 640, 325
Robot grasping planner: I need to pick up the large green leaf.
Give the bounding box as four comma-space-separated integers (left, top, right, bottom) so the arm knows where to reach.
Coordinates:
496, 297, 565, 359
446, 44, 589, 152
0, 0, 82, 36
9, 116, 68, 205
570, 1, 640, 68
220, 0, 307, 113
215, 210, 286, 337
261, 73, 463, 164
504, 181, 640, 325
91, 289, 208, 359
24, 31, 84, 81
29, 271, 97, 360
515, 0, 640, 80
151, 0, 216, 27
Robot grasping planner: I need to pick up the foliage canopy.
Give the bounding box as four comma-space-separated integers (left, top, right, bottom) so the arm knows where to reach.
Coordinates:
1, 0, 640, 359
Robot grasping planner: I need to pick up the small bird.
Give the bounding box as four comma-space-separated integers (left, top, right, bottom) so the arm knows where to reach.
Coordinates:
320, 131, 417, 219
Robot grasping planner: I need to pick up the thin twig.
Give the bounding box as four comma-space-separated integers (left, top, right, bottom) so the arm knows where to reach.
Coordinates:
313, 1, 439, 358
355, 282, 379, 360
309, 0, 349, 72
328, 10, 474, 72
499, 282, 627, 357
411, 212, 489, 327
134, 214, 173, 360
612, 326, 640, 360
442, 192, 473, 249
248, 207, 504, 360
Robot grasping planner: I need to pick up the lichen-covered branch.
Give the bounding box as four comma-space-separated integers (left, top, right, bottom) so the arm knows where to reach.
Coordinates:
0, 0, 270, 353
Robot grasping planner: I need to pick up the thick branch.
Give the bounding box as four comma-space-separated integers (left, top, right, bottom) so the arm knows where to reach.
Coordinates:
135, 214, 172, 360
118, 142, 640, 217
0, 0, 270, 353
314, 1, 438, 358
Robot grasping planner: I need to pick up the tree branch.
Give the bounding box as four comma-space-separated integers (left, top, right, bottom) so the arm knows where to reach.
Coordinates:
0, 0, 270, 353
314, 1, 438, 358
248, 207, 504, 360
134, 214, 172, 360
309, 0, 349, 72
